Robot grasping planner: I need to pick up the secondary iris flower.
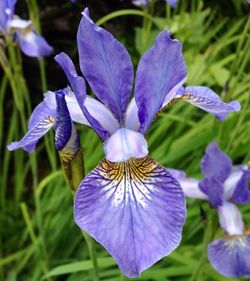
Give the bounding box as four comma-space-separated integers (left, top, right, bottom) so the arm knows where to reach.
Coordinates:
171, 142, 250, 278
132, 0, 178, 8
7, 89, 80, 154
0, 0, 52, 57
53, 8, 240, 277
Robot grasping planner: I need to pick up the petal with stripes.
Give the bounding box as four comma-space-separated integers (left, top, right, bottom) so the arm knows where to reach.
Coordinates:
208, 233, 250, 278
74, 156, 186, 277
7, 116, 55, 152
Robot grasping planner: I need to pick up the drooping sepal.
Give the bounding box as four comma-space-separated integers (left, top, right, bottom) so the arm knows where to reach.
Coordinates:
74, 156, 186, 277
16, 28, 53, 58
208, 232, 250, 278
176, 86, 240, 121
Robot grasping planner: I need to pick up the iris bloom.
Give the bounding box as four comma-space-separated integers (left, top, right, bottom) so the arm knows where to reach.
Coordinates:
132, 0, 178, 8
8, 6, 240, 277
7, 89, 81, 154
53, 8, 240, 277
0, 0, 52, 57
171, 142, 250, 278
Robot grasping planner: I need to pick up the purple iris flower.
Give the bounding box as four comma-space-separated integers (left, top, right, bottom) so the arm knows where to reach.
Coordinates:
8, 89, 81, 153
171, 142, 250, 278
52, 8, 240, 277
132, 0, 178, 8
0, 0, 52, 57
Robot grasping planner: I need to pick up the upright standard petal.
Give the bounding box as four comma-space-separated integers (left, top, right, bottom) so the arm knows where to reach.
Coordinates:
134, 30, 187, 134
77, 8, 134, 123
16, 29, 53, 58
231, 168, 250, 205
201, 142, 232, 183
74, 156, 186, 277
208, 233, 250, 278
55, 52, 110, 140
175, 86, 240, 121
217, 202, 244, 236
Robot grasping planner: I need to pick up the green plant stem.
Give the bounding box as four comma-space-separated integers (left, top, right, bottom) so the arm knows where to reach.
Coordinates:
96, 9, 152, 26
59, 148, 99, 281
188, 212, 216, 281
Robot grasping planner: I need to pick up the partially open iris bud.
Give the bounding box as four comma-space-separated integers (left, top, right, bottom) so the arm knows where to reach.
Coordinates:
55, 90, 84, 192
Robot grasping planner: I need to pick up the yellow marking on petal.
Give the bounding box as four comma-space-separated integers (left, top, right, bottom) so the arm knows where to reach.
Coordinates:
99, 156, 158, 183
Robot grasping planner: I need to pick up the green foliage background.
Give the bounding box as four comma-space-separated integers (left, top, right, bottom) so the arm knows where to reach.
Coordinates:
0, 0, 249, 280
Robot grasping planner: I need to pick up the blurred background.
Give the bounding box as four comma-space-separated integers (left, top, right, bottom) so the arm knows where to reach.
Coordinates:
0, 0, 250, 280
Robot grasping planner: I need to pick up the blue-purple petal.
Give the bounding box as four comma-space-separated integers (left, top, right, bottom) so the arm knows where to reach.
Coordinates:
176, 86, 240, 121
166, 0, 178, 7
16, 29, 53, 58
199, 177, 224, 208
77, 8, 134, 123
0, 0, 16, 31
201, 142, 232, 183
134, 30, 187, 134
7, 116, 55, 152
208, 234, 250, 278
74, 156, 186, 277
55, 52, 110, 140
54, 90, 72, 151
231, 168, 250, 205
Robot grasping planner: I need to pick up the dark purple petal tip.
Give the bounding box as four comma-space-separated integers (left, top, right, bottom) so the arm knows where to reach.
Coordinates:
74, 156, 186, 277
54, 89, 72, 151
208, 233, 250, 278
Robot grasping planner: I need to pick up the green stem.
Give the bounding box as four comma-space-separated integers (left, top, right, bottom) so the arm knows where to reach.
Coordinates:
59, 148, 99, 281
96, 9, 152, 26
188, 212, 216, 281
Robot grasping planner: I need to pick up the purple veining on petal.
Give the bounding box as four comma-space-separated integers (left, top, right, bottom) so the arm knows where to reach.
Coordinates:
55, 52, 110, 140
134, 30, 187, 134
74, 156, 186, 277
208, 234, 250, 278
54, 89, 72, 151
176, 86, 241, 121
77, 8, 134, 123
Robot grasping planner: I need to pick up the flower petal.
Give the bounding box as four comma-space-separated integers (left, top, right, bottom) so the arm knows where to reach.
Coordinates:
7, 116, 55, 152
134, 30, 187, 134
16, 29, 53, 58
168, 169, 208, 200
199, 177, 224, 208
201, 142, 232, 183
132, 0, 149, 6
208, 233, 250, 278
231, 167, 250, 205
217, 202, 244, 235
55, 52, 110, 139
125, 98, 140, 132
74, 156, 186, 277
28, 98, 55, 130
176, 86, 240, 121
8, 17, 31, 29
166, 0, 178, 7
77, 8, 134, 123
0, 0, 16, 31
54, 90, 72, 151
103, 128, 148, 162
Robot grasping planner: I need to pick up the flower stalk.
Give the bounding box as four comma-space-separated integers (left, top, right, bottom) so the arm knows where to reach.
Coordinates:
58, 146, 99, 281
